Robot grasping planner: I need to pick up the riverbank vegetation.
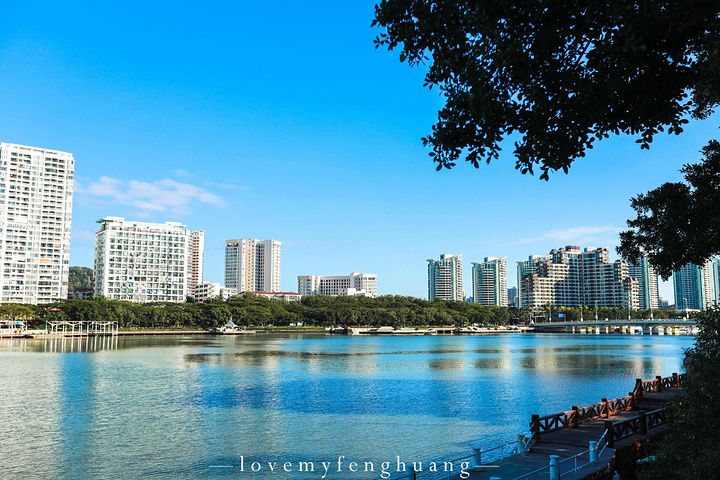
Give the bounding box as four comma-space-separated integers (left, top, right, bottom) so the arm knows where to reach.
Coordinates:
638, 308, 720, 479
5, 294, 680, 330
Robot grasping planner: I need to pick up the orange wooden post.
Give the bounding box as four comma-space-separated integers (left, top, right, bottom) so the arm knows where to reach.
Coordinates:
672, 372, 679, 388
656, 375, 663, 392
638, 411, 648, 435
602, 398, 610, 418
635, 378, 643, 396
531, 414, 541, 440
604, 421, 615, 448
572, 406, 580, 427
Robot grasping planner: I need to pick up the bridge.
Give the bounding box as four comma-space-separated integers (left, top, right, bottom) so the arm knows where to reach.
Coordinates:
533, 319, 698, 335
392, 373, 684, 480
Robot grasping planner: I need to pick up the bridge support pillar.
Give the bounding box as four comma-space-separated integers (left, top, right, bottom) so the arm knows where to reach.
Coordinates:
647, 326, 653, 335
658, 326, 665, 335
605, 326, 610, 334
594, 326, 600, 334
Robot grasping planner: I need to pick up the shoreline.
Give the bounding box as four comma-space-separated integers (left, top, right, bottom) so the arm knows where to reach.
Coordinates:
2, 325, 697, 339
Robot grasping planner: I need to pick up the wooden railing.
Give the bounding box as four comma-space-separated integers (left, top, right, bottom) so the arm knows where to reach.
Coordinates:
634, 372, 686, 396
531, 394, 637, 438
531, 373, 685, 439
604, 408, 669, 447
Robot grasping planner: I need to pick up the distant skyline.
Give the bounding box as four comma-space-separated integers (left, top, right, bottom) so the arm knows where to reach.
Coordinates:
1, 1, 717, 302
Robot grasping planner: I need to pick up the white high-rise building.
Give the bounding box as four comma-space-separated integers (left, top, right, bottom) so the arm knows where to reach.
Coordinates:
713, 258, 720, 306
516, 254, 551, 308
298, 273, 377, 297
428, 253, 463, 301
187, 230, 204, 297
0, 143, 74, 304
674, 261, 714, 311
472, 257, 508, 306
517, 246, 639, 310
225, 239, 281, 293
94, 217, 197, 302
628, 255, 659, 310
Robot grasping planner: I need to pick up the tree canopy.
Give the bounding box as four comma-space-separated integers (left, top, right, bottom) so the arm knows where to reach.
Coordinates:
68, 266, 94, 291
373, 0, 720, 179
638, 308, 720, 479
618, 140, 720, 279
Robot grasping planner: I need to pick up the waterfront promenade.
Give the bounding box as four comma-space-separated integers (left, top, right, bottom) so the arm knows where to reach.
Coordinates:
404, 374, 683, 480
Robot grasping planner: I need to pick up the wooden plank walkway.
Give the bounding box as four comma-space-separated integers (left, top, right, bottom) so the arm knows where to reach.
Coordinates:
441, 386, 683, 480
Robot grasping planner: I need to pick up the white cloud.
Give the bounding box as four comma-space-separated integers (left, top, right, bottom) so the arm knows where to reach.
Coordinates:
175, 169, 193, 177
204, 181, 247, 191
512, 225, 623, 246
78, 176, 226, 216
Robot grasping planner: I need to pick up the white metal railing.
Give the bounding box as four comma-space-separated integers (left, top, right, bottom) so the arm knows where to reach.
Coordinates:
512, 428, 607, 480
390, 432, 535, 480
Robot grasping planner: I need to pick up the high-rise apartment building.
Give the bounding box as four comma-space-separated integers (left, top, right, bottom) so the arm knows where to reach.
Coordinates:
94, 217, 197, 302
0, 143, 74, 304
713, 258, 720, 306
297, 272, 377, 297
187, 230, 204, 297
225, 239, 281, 293
627, 255, 659, 310
507, 287, 518, 307
471, 257, 508, 306
674, 261, 715, 311
516, 254, 551, 307
427, 253, 463, 301
518, 246, 639, 310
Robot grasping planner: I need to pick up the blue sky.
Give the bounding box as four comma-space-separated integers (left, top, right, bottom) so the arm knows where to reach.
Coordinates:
1, 1, 717, 301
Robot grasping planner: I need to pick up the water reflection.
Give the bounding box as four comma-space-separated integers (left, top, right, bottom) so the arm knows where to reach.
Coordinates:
0, 333, 695, 479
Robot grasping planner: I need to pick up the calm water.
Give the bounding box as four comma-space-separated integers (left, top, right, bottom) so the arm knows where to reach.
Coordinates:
0, 333, 693, 479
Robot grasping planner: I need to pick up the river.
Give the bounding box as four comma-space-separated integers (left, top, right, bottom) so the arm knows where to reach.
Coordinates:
0, 333, 693, 479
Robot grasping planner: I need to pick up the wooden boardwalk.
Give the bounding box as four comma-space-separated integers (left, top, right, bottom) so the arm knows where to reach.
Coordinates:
436, 380, 684, 480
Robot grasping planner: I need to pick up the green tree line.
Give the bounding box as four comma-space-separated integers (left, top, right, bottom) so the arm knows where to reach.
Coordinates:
3, 294, 680, 330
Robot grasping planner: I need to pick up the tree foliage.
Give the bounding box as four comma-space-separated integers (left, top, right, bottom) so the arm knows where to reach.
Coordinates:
23, 294, 524, 329
618, 141, 720, 279
68, 266, 94, 291
638, 308, 720, 479
16, 295, 677, 330
372, 0, 720, 179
